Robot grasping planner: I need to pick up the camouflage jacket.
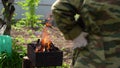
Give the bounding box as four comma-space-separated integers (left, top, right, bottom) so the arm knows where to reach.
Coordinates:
52, 0, 120, 40
52, 0, 120, 68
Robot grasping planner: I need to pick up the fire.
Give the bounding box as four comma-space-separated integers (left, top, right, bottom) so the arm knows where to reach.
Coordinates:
35, 23, 52, 52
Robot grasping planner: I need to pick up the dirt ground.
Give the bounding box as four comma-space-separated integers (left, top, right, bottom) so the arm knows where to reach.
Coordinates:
11, 26, 74, 67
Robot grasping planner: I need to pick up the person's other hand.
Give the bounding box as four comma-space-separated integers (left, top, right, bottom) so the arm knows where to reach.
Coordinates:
73, 32, 88, 49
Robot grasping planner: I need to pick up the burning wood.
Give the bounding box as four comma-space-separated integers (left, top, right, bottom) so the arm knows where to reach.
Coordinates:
35, 39, 60, 53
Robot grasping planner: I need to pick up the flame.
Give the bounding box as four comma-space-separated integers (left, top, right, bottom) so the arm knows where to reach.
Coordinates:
35, 46, 44, 52
41, 27, 50, 45
35, 23, 52, 52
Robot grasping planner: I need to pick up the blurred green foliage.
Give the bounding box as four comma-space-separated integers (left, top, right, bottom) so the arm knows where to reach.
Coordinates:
17, 0, 41, 28
0, 40, 27, 68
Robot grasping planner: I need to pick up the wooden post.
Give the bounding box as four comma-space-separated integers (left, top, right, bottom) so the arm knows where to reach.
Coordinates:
22, 56, 33, 68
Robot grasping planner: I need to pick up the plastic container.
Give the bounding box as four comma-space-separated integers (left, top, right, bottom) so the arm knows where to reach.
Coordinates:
0, 35, 12, 55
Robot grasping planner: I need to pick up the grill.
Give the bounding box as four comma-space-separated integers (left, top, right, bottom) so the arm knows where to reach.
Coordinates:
27, 39, 63, 67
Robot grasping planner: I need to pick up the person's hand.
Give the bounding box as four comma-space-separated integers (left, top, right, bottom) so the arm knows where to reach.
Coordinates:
73, 32, 88, 49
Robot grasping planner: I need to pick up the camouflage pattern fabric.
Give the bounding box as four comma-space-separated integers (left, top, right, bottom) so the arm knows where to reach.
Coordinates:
52, 0, 120, 68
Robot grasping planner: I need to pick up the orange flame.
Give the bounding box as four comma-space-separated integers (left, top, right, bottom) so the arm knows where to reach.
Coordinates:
35, 23, 52, 52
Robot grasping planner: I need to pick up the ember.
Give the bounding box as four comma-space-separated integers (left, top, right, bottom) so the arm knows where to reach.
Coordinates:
35, 39, 59, 53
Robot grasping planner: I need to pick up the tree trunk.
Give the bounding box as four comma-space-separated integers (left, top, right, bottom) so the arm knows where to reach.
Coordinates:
0, 0, 15, 35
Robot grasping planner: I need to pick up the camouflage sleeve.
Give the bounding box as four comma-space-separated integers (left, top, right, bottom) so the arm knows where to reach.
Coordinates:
51, 0, 84, 40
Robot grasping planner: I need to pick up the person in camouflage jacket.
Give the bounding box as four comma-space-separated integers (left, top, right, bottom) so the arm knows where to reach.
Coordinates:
51, 0, 120, 68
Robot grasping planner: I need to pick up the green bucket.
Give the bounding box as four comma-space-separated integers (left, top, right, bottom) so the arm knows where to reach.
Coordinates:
0, 35, 12, 55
